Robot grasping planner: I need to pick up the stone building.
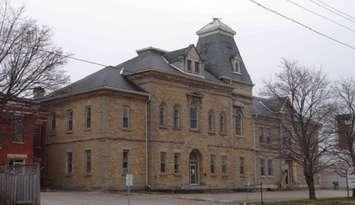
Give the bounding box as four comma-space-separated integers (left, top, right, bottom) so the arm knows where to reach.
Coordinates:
40, 19, 305, 190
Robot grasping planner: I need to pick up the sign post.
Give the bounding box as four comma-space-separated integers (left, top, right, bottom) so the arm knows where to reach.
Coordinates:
126, 174, 133, 205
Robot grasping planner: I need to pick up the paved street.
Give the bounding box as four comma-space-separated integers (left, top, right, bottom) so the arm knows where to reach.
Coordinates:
41, 190, 348, 205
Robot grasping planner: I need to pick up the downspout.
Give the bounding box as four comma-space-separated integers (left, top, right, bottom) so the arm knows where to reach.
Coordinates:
253, 114, 258, 184
145, 95, 151, 189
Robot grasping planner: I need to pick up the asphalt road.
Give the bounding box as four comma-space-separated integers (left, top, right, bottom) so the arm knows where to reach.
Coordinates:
41, 190, 348, 205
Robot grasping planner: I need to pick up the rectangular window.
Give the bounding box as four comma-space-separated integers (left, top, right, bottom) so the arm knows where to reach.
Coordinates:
85, 106, 91, 129
194, 62, 200, 73
268, 159, 273, 176
221, 155, 227, 175
266, 128, 271, 144
173, 108, 180, 129
85, 149, 92, 174
160, 152, 167, 174
50, 112, 56, 130
240, 157, 245, 175
190, 106, 198, 129
260, 158, 265, 176
66, 152, 73, 175
187, 60, 192, 71
259, 127, 264, 143
123, 107, 130, 128
123, 149, 129, 174
67, 109, 73, 131
12, 114, 24, 142
174, 153, 180, 174
219, 113, 225, 133
210, 154, 216, 174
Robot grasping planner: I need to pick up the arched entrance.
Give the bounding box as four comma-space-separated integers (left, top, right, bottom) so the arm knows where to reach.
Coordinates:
189, 149, 201, 185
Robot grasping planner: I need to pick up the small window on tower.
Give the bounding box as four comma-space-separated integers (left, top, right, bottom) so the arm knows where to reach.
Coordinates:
232, 58, 241, 74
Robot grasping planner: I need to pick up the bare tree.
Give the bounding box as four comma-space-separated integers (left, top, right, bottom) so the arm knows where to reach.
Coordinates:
333, 78, 355, 197
263, 59, 334, 199
0, 1, 69, 107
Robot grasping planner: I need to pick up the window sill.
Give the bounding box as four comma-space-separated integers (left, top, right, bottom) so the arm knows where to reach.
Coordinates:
65, 174, 73, 177
159, 126, 168, 130
210, 173, 217, 177
66, 130, 73, 134
222, 174, 228, 177
121, 128, 132, 132
174, 173, 181, 177
12, 141, 24, 144
172, 127, 182, 131
240, 174, 246, 178
233, 71, 242, 75
235, 135, 244, 138
160, 173, 168, 176
219, 132, 227, 136
208, 131, 216, 135
189, 128, 200, 133
84, 128, 92, 132
84, 173, 92, 177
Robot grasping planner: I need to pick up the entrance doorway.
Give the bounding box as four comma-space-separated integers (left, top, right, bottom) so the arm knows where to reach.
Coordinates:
189, 149, 201, 185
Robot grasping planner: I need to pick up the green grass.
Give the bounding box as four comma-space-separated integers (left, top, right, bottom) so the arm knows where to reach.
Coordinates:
249, 198, 355, 205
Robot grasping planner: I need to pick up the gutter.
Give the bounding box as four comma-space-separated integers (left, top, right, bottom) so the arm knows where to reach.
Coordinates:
39, 86, 149, 103
252, 113, 258, 184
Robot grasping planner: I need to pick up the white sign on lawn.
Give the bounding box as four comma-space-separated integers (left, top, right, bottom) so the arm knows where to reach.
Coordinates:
126, 174, 133, 187
348, 167, 355, 189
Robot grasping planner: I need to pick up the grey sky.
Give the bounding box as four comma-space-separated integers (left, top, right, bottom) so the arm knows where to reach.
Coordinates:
12, 0, 355, 94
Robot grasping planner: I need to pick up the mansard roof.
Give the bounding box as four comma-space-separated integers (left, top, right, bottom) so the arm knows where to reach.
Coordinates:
196, 19, 253, 85
45, 19, 254, 100
252, 97, 286, 117
118, 48, 221, 83
42, 66, 147, 101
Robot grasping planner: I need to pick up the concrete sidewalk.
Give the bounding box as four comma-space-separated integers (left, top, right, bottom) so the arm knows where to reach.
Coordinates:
41, 190, 348, 205
170, 190, 348, 204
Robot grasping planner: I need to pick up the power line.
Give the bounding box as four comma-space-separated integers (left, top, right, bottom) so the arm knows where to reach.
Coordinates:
312, 0, 355, 21
308, 0, 355, 24
0, 39, 108, 67
248, 0, 355, 51
284, 0, 355, 33
40, 49, 108, 67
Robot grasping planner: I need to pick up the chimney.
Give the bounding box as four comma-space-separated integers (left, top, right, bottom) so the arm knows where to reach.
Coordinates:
33, 87, 45, 98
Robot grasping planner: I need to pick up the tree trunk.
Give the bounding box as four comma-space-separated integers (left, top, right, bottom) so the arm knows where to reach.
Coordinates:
305, 173, 316, 200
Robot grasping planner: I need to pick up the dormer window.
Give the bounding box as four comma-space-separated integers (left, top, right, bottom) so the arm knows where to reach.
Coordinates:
187, 60, 192, 72
194, 62, 200, 73
231, 58, 241, 74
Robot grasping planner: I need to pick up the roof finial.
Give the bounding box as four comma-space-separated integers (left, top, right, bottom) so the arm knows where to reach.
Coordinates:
213, 17, 220, 21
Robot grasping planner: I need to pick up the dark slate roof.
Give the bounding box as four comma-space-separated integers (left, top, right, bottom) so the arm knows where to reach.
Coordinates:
44, 66, 146, 100
252, 97, 286, 116
196, 32, 253, 85
117, 48, 222, 83
163, 46, 189, 63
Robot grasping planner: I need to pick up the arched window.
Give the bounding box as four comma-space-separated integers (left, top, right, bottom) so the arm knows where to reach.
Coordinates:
173, 104, 181, 129
219, 112, 226, 134
208, 110, 215, 132
231, 58, 241, 73
190, 105, 198, 129
159, 102, 166, 127
234, 106, 243, 135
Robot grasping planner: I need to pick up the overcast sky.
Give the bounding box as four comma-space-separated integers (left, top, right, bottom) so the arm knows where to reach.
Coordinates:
12, 0, 355, 94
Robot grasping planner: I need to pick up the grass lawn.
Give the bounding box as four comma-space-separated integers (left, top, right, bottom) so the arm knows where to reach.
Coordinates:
249, 198, 355, 205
